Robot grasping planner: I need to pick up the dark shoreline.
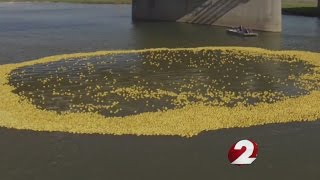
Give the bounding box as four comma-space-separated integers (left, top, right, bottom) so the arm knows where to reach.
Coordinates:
283, 7, 320, 17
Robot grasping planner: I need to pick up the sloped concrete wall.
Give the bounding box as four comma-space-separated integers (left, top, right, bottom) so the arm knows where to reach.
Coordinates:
132, 0, 281, 32
211, 0, 281, 32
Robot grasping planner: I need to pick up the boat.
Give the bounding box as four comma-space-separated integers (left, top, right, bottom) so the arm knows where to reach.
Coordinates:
226, 27, 258, 37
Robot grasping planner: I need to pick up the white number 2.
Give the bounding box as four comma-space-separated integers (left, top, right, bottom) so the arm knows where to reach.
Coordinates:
231, 140, 256, 165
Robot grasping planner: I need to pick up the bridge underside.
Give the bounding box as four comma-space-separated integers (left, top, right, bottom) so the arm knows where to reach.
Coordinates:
132, 0, 282, 32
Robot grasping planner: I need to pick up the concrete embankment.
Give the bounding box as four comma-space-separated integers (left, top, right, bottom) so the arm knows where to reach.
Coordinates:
132, 0, 282, 32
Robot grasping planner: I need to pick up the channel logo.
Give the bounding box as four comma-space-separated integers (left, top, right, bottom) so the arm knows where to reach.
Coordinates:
228, 139, 258, 166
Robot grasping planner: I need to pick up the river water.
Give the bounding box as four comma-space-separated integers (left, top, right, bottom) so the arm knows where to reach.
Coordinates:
0, 2, 320, 180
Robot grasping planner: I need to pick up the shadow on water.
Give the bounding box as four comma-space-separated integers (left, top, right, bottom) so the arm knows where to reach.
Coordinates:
131, 21, 282, 50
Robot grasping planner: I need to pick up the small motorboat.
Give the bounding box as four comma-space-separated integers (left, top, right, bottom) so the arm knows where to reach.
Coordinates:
227, 27, 258, 37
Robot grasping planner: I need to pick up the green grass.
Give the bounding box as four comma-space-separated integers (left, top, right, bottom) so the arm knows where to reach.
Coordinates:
282, 1, 317, 8
0, 0, 132, 4
282, 1, 319, 17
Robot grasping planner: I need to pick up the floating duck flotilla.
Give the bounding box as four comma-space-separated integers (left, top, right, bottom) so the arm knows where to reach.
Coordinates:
0, 47, 319, 137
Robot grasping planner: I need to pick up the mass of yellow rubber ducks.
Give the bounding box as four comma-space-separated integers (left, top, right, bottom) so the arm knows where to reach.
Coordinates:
0, 47, 319, 137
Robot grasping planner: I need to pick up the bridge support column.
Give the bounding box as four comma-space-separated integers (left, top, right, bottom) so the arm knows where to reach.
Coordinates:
132, 0, 282, 32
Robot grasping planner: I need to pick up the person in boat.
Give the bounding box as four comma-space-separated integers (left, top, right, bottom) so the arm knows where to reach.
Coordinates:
238, 25, 243, 32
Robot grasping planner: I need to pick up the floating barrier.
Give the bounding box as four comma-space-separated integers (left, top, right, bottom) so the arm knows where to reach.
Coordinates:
0, 47, 319, 137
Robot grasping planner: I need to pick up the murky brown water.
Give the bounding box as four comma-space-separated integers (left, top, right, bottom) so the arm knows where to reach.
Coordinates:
1, 2, 320, 180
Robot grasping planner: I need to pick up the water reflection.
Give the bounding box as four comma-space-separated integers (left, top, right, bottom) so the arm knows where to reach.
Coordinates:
131, 22, 282, 50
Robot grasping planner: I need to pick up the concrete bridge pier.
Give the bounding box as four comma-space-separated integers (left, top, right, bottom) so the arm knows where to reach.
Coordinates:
132, 0, 282, 32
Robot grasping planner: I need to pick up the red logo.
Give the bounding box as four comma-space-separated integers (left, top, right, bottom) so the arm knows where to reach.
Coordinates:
228, 139, 258, 165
